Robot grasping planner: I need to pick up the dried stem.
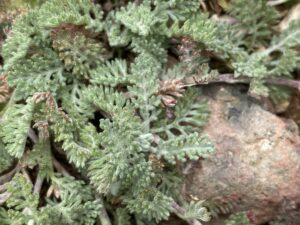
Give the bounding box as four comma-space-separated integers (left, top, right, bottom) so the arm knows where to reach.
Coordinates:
267, 0, 289, 6
52, 157, 71, 177
0, 166, 18, 185
184, 73, 300, 91
0, 184, 6, 192
266, 77, 300, 90
28, 128, 38, 144
33, 175, 44, 194
98, 197, 112, 225
27, 128, 48, 194
21, 168, 32, 184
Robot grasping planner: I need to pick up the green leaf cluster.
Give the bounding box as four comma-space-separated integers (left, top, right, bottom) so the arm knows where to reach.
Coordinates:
0, 0, 215, 224
1, 0, 299, 224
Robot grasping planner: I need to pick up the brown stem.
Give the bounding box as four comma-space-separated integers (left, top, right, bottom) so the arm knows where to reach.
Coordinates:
98, 197, 112, 225
27, 128, 50, 194
184, 73, 300, 91
52, 157, 71, 177
267, 0, 289, 6
28, 128, 38, 144
0, 184, 6, 193
21, 168, 32, 184
33, 175, 44, 194
0, 166, 19, 185
266, 78, 300, 90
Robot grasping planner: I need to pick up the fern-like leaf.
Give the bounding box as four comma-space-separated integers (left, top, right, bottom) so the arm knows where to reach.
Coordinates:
0, 101, 34, 158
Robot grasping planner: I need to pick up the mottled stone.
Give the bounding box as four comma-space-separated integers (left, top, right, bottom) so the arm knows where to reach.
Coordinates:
184, 85, 300, 224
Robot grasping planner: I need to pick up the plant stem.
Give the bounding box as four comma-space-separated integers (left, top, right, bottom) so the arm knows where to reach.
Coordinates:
267, 0, 289, 6
21, 168, 32, 184
98, 197, 112, 225
28, 128, 38, 144
33, 174, 44, 194
0, 166, 19, 185
52, 157, 71, 177
184, 73, 300, 91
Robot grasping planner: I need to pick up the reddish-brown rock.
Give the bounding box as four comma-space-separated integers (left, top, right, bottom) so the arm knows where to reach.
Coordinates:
184, 85, 300, 224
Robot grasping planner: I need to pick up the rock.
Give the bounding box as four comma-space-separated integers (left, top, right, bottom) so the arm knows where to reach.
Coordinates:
183, 85, 300, 224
